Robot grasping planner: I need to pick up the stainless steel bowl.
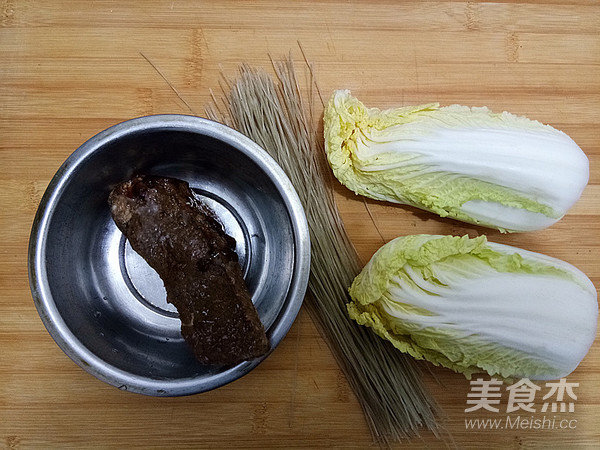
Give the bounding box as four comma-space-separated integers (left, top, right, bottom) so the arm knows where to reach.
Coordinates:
28, 115, 310, 396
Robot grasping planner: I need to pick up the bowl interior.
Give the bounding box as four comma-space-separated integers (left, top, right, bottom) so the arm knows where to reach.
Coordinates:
32, 118, 307, 394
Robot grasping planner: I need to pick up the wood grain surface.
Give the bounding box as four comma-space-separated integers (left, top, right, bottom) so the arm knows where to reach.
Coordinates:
1, 1, 598, 448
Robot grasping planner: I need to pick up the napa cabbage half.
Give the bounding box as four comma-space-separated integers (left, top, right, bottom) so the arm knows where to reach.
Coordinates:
324, 90, 589, 232
348, 234, 598, 380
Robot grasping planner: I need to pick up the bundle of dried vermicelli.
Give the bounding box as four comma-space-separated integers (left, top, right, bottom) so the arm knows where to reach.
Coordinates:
206, 56, 441, 443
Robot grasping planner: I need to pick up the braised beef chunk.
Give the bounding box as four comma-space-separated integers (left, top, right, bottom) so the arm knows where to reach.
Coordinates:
108, 175, 269, 365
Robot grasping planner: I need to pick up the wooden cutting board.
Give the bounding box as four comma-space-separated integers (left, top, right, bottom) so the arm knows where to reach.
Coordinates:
1, 1, 598, 448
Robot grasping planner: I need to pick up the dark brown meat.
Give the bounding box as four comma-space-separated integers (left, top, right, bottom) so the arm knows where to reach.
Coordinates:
108, 175, 269, 365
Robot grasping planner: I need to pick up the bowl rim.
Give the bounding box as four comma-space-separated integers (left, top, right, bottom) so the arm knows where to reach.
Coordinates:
28, 114, 311, 396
